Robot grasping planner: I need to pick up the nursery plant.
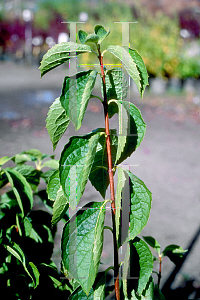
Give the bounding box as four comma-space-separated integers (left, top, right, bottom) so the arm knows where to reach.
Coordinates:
0, 24, 186, 299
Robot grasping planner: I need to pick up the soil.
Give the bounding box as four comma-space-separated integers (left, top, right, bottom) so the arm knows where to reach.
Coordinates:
0, 61, 200, 293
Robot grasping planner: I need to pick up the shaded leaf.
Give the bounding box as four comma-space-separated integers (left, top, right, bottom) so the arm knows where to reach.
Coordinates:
154, 284, 166, 300
4, 169, 33, 217
39, 42, 92, 76
131, 276, 154, 300
124, 170, 152, 242
60, 130, 101, 209
60, 70, 97, 130
162, 244, 187, 264
0, 156, 11, 166
13, 165, 40, 191
143, 236, 161, 256
78, 30, 88, 44
62, 201, 107, 295
46, 98, 70, 151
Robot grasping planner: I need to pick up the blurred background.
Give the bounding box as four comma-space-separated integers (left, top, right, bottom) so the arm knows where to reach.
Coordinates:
0, 0, 200, 299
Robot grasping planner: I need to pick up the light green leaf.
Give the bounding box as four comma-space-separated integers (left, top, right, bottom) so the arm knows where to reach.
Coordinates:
123, 47, 149, 98
60, 70, 97, 130
60, 130, 101, 210
162, 244, 187, 265
42, 159, 59, 169
5, 243, 40, 288
115, 167, 126, 247
47, 169, 60, 200
52, 186, 69, 226
46, 98, 70, 151
124, 170, 152, 242
13, 153, 32, 164
0, 156, 11, 166
89, 129, 117, 198
94, 25, 110, 44
78, 30, 88, 44
39, 42, 92, 76
143, 236, 161, 256
4, 169, 33, 217
21, 149, 43, 160
101, 68, 128, 101
84, 33, 99, 44
62, 201, 107, 295
107, 45, 141, 95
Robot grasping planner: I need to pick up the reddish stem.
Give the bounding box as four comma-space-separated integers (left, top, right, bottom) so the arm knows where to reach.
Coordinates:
98, 47, 120, 300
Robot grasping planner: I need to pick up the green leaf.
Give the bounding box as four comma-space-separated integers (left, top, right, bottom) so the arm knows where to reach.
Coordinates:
89, 129, 117, 198
5, 243, 40, 288
101, 68, 128, 101
131, 276, 154, 300
47, 169, 60, 200
60, 130, 101, 210
46, 98, 70, 151
0, 156, 11, 166
143, 236, 161, 256
62, 201, 107, 295
60, 70, 97, 130
4, 169, 33, 217
52, 186, 69, 226
154, 284, 166, 300
39, 42, 92, 77
123, 47, 149, 98
162, 244, 187, 264
124, 170, 152, 242
84, 33, 99, 44
108, 101, 146, 165
115, 167, 126, 247
94, 25, 110, 44
123, 239, 153, 298
78, 30, 88, 44
107, 45, 140, 94
42, 159, 59, 169
13, 165, 40, 191
21, 149, 43, 161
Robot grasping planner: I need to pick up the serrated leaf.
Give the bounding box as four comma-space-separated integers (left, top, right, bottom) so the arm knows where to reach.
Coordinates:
39, 42, 92, 76
4, 169, 33, 217
108, 100, 146, 165
143, 236, 161, 256
85, 33, 99, 44
5, 243, 40, 288
115, 167, 126, 247
107, 45, 141, 95
94, 25, 110, 44
124, 170, 151, 242
60, 70, 97, 130
162, 244, 187, 265
78, 30, 88, 44
60, 130, 101, 210
123, 47, 149, 98
46, 98, 70, 151
47, 169, 60, 200
52, 186, 69, 226
62, 201, 106, 295
101, 68, 128, 101
89, 129, 117, 198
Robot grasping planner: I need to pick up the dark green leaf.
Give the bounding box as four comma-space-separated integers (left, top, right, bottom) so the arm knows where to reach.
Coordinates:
62, 201, 107, 295
60, 130, 101, 209
4, 169, 33, 217
124, 170, 152, 242
0, 171, 8, 189
39, 42, 92, 76
89, 129, 117, 198
131, 276, 154, 300
94, 25, 110, 44
143, 236, 161, 256
60, 70, 97, 130
46, 98, 70, 151
78, 30, 88, 44
13, 165, 40, 191
162, 244, 187, 264
154, 284, 166, 300
101, 68, 128, 101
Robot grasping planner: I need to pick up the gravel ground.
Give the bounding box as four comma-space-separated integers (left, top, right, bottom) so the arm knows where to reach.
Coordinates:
1, 61, 200, 295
